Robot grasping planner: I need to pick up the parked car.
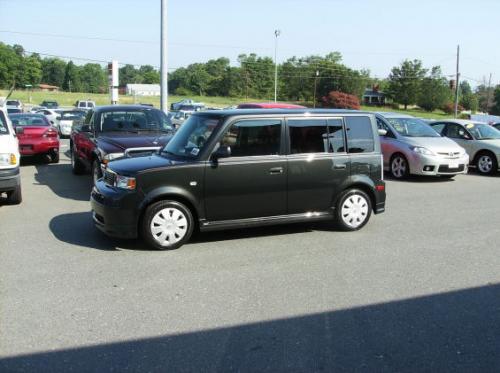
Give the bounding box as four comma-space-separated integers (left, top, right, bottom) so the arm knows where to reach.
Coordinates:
40, 100, 59, 109
237, 103, 307, 109
56, 110, 86, 137
70, 105, 175, 183
6, 99, 22, 112
170, 99, 204, 111
9, 113, 60, 163
171, 110, 192, 128
376, 113, 469, 179
36, 108, 61, 126
429, 120, 500, 175
6, 108, 22, 115
91, 109, 386, 250
74, 100, 96, 111
0, 106, 21, 204
29, 106, 47, 113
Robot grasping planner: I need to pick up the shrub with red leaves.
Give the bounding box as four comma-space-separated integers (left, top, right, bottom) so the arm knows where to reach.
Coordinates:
442, 102, 464, 114
322, 91, 360, 110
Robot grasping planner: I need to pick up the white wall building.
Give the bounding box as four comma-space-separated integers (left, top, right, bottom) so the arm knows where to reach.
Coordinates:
126, 84, 161, 96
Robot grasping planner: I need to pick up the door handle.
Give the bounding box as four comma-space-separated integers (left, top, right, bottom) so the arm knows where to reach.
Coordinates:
269, 167, 284, 174
334, 164, 347, 170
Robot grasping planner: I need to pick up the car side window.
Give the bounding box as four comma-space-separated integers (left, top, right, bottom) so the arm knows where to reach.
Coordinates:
220, 119, 281, 157
431, 123, 445, 135
345, 116, 374, 153
327, 118, 346, 153
376, 117, 395, 138
446, 123, 470, 139
84, 110, 94, 125
288, 119, 328, 154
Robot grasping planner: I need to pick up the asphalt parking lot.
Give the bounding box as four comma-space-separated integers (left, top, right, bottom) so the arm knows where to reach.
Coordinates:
1, 139, 499, 372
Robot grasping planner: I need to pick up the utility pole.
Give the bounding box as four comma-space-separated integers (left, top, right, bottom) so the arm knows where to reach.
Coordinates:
160, 0, 168, 112
274, 29, 281, 103
486, 73, 492, 113
454, 45, 460, 118
313, 70, 319, 108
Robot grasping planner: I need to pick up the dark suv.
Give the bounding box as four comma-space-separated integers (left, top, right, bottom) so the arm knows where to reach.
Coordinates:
91, 109, 386, 250
70, 105, 174, 182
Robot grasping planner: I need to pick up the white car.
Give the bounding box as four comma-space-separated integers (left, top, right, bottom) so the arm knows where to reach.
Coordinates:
75, 100, 96, 111
171, 110, 193, 128
6, 99, 22, 112
36, 108, 61, 127
0, 105, 22, 204
57, 110, 86, 137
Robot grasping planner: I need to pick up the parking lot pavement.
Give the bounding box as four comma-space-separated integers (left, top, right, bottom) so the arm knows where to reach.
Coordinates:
1, 140, 499, 372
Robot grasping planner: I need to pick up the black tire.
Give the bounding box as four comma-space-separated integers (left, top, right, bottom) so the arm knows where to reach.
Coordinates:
92, 159, 102, 184
7, 185, 22, 205
50, 150, 60, 163
71, 145, 85, 175
390, 153, 410, 179
475, 151, 497, 175
141, 200, 194, 250
335, 189, 372, 231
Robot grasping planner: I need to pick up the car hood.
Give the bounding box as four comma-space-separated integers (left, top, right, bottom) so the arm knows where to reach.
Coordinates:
97, 132, 173, 153
402, 136, 464, 152
107, 153, 188, 175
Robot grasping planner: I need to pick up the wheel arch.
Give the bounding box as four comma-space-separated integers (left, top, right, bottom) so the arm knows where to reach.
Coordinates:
333, 177, 377, 213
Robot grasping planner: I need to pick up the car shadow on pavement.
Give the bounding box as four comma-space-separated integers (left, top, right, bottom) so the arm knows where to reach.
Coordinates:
34, 162, 92, 201
1, 283, 499, 372
384, 173, 456, 183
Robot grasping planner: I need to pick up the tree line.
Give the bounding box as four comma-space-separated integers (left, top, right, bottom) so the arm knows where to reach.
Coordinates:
1, 41, 500, 114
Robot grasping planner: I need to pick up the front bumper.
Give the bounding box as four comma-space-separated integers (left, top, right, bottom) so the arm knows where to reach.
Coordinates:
18, 138, 59, 156
0, 167, 21, 191
90, 181, 140, 239
408, 153, 469, 176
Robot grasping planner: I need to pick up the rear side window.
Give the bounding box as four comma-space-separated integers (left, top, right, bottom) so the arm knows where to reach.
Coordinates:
345, 116, 374, 153
220, 119, 281, 157
289, 119, 328, 154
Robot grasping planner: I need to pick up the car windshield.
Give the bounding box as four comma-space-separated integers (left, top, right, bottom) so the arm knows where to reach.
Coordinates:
10, 114, 49, 126
99, 109, 173, 133
0, 112, 9, 134
61, 111, 85, 120
387, 117, 440, 137
466, 123, 500, 140
163, 114, 221, 158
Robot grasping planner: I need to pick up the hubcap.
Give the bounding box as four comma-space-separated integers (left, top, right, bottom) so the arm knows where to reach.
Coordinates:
391, 157, 406, 178
150, 208, 188, 247
341, 194, 369, 229
478, 155, 493, 173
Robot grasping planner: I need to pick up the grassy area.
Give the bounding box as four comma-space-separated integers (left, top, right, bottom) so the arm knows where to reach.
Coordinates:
1, 89, 454, 119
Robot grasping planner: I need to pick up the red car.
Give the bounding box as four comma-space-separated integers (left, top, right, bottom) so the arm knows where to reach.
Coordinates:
9, 113, 60, 163
237, 102, 307, 109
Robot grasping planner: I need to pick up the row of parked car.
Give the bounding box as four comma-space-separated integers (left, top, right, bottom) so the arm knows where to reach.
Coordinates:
2, 102, 500, 250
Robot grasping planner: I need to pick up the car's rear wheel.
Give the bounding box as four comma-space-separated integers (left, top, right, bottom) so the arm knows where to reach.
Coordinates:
390, 154, 409, 179
50, 150, 59, 163
476, 152, 497, 175
335, 189, 372, 231
71, 145, 85, 175
7, 185, 22, 205
142, 200, 194, 250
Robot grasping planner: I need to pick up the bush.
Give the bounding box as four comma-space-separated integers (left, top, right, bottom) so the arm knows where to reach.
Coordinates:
321, 91, 360, 110
442, 102, 464, 114
175, 87, 194, 96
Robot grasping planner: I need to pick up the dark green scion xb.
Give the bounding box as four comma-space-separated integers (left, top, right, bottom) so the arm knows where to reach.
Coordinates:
91, 109, 386, 250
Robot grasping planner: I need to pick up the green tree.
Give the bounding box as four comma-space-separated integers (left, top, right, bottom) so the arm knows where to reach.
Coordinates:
417, 67, 451, 112
386, 59, 427, 109
63, 61, 82, 92
41, 58, 67, 87
490, 86, 500, 115
119, 64, 140, 86
79, 63, 107, 93
476, 84, 495, 113
17, 53, 43, 87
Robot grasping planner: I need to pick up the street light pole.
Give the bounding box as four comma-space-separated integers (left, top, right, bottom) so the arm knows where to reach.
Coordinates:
274, 29, 281, 103
160, 0, 168, 113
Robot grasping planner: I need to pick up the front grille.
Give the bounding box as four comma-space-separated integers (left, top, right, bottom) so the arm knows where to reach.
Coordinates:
438, 164, 465, 173
438, 152, 461, 159
103, 169, 116, 186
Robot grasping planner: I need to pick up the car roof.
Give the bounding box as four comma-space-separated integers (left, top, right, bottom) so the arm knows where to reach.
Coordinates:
376, 112, 416, 119
92, 105, 163, 113
192, 108, 375, 117
237, 103, 307, 109
429, 119, 484, 125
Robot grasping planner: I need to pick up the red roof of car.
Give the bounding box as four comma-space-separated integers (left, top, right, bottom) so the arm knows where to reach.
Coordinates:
237, 103, 307, 109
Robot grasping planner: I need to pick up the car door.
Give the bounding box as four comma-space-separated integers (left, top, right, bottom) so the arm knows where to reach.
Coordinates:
375, 116, 398, 169
443, 122, 475, 156
286, 117, 350, 214
75, 110, 96, 166
204, 117, 287, 221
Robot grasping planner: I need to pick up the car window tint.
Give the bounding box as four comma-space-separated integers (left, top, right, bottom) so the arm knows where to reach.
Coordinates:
345, 116, 374, 153
327, 118, 346, 153
431, 123, 445, 134
446, 123, 468, 139
221, 119, 281, 157
288, 119, 328, 154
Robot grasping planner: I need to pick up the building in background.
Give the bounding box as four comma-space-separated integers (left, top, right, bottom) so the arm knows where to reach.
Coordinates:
363, 88, 386, 106
38, 84, 59, 92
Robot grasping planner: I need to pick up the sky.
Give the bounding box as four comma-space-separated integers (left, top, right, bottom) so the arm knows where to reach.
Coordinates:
0, 0, 499, 86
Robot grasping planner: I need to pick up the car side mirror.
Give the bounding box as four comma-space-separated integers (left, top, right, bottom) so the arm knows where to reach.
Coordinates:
15, 127, 24, 135
211, 145, 231, 161
378, 129, 388, 136
81, 124, 92, 132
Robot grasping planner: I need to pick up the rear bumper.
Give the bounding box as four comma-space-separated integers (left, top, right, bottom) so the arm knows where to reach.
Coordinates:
19, 138, 59, 155
0, 167, 21, 191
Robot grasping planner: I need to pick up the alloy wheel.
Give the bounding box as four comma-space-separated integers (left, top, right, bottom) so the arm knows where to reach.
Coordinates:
391, 156, 407, 178
478, 155, 493, 174
150, 207, 189, 247
341, 194, 369, 229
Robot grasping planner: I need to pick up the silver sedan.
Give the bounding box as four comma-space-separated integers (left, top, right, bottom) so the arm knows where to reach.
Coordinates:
376, 113, 469, 179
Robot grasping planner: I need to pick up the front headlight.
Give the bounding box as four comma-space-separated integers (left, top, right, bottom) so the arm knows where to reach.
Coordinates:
115, 174, 136, 190
411, 146, 435, 156
0, 153, 17, 166
103, 152, 124, 164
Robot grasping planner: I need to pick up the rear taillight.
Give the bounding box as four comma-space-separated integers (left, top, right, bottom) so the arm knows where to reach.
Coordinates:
43, 129, 58, 138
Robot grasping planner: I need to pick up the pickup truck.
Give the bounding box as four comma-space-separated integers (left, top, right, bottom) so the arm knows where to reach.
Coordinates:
70, 105, 175, 183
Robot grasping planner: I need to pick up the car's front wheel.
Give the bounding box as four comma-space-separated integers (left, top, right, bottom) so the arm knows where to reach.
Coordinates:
335, 189, 372, 231
71, 146, 85, 175
142, 200, 194, 250
390, 154, 409, 179
7, 185, 22, 205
